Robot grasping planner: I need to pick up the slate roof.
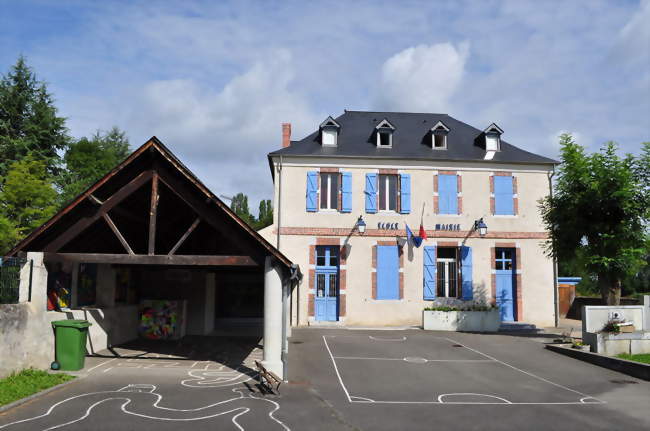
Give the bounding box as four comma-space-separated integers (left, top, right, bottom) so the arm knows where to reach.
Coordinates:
269, 110, 557, 165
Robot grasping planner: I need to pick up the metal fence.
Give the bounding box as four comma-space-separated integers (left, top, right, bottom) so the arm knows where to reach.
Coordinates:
0, 257, 28, 304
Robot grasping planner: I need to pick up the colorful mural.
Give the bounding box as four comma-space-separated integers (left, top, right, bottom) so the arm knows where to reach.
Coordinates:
139, 300, 185, 340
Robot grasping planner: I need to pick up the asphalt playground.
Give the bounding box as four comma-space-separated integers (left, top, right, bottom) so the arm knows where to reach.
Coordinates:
1, 329, 649, 430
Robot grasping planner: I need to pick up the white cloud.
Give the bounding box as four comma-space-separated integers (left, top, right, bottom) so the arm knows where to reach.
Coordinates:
125, 50, 321, 211
374, 42, 469, 113
616, 0, 650, 67
3, 0, 647, 209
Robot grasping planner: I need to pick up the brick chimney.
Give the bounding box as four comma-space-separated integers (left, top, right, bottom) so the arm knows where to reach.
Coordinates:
282, 123, 291, 148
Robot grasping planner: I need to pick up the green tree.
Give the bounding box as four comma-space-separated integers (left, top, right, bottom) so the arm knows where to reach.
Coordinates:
0, 56, 69, 177
57, 127, 130, 206
540, 134, 650, 305
0, 157, 58, 254
0, 214, 19, 256
231, 192, 253, 225
257, 199, 273, 230
229, 193, 273, 231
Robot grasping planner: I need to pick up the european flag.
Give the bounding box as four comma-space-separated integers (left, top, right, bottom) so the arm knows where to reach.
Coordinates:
406, 224, 423, 248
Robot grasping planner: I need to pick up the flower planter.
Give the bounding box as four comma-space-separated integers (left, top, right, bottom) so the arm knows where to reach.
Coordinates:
423, 309, 500, 332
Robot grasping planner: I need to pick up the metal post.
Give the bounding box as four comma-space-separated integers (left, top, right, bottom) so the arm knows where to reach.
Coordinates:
28, 259, 33, 302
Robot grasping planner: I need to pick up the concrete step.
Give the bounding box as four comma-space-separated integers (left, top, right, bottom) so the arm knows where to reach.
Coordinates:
499, 322, 544, 333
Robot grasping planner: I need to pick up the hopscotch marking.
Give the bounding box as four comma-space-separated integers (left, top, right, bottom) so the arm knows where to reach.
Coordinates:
0, 351, 288, 431
0, 385, 290, 430
323, 335, 606, 405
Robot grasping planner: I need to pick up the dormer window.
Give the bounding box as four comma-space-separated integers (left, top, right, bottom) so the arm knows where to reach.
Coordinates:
319, 116, 341, 147
484, 123, 503, 152
375, 118, 395, 148
431, 120, 449, 150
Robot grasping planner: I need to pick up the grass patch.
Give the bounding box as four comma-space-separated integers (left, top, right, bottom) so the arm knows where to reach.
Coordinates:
616, 353, 650, 364
0, 369, 74, 407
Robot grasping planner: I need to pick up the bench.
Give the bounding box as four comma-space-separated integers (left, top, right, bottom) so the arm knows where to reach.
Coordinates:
254, 360, 282, 393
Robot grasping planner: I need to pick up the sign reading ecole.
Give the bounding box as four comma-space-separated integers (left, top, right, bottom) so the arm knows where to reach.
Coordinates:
376, 222, 462, 231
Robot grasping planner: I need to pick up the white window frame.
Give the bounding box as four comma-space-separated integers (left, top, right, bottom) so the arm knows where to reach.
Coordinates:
321, 128, 337, 147
436, 257, 459, 298
376, 131, 393, 148
486, 132, 500, 151
432, 133, 447, 149
320, 172, 338, 210
378, 174, 398, 212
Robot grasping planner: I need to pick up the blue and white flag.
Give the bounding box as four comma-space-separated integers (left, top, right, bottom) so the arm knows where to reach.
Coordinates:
406, 224, 423, 248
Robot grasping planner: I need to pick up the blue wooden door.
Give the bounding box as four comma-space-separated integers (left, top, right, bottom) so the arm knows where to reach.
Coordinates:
377, 246, 399, 300
315, 246, 339, 321
495, 248, 516, 321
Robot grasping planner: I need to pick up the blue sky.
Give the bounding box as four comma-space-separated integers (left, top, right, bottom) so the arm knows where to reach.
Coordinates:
1, 0, 649, 209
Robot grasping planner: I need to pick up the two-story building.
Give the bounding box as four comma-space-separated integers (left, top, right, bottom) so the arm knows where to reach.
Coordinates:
263, 110, 557, 328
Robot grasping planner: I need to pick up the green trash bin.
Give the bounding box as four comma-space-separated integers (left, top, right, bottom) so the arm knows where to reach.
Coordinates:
51, 319, 92, 371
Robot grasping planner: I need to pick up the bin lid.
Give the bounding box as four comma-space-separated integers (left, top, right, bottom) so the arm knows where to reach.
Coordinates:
52, 319, 92, 328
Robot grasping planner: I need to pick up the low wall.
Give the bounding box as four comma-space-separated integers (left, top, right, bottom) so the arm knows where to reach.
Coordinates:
423, 310, 500, 332
546, 344, 650, 381
567, 296, 640, 320
0, 252, 139, 378
0, 303, 138, 378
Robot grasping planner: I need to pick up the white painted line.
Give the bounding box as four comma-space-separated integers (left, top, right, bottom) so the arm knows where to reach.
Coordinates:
368, 336, 407, 341
349, 400, 605, 405
439, 337, 606, 404
102, 367, 113, 373
85, 358, 117, 373
324, 334, 606, 405
333, 356, 494, 363
322, 336, 352, 403
0, 378, 291, 430
350, 396, 375, 402
438, 393, 512, 404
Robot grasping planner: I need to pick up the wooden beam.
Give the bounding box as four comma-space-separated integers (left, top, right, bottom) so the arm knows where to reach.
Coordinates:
102, 213, 134, 255
168, 217, 200, 255
88, 194, 103, 205
148, 172, 159, 255
44, 170, 153, 252
43, 253, 258, 266
155, 165, 258, 258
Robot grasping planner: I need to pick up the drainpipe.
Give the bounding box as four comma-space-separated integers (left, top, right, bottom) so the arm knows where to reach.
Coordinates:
548, 166, 559, 327
276, 156, 283, 250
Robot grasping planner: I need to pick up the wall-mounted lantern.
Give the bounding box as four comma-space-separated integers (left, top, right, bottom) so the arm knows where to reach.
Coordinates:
474, 218, 488, 237
356, 215, 367, 235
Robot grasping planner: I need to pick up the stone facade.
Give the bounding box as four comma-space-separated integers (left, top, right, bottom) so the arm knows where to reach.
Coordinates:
261, 157, 556, 328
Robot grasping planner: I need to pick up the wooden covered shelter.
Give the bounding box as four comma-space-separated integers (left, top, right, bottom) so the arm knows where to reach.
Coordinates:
8, 137, 294, 378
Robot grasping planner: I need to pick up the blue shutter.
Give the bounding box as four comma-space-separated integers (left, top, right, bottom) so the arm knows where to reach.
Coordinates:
377, 246, 399, 300
341, 172, 352, 213
438, 175, 458, 214
365, 173, 377, 213
400, 173, 411, 214
494, 176, 514, 215
423, 246, 436, 300
439, 174, 457, 214
460, 245, 473, 300
448, 175, 458, 214
438, 175, 448, 214
306, 171, 318, 212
